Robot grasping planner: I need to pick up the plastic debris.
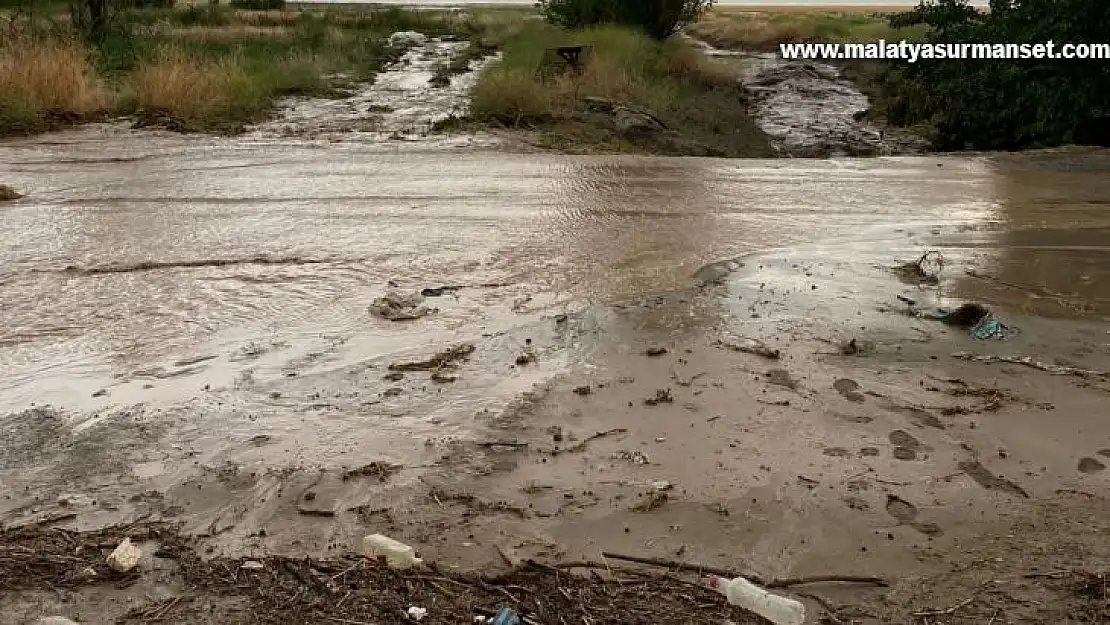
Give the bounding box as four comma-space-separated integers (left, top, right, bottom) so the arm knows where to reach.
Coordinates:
106, 537, 142, 573
970, 315, 1006, 339
491, 608, 520, 625
923, 303, 1013, 339
708, 574, 806, 625
33, 618, 80, 625
0, 184, 22, 201
406, 606, 428, 621
240, 560, 265, 570
363, 534, 424, 569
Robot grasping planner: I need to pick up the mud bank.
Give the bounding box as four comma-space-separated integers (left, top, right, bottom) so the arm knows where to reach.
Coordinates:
688, 37, 925, 157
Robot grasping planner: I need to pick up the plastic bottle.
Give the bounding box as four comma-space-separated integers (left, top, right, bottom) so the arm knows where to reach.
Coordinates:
362, 534, 424, 569
708, 574, 806, 625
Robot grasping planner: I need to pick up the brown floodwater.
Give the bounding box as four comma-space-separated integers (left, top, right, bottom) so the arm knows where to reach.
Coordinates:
1, 127, 1109, 482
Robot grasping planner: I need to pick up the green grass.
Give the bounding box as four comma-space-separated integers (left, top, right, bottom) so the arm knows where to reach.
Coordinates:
467, 21, 771, 156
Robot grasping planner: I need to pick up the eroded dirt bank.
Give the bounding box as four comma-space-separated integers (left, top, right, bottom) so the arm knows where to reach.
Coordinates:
2, 137, 1110, 624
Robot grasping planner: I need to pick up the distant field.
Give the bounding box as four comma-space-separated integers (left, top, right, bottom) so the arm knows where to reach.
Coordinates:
714, 4, 911, 12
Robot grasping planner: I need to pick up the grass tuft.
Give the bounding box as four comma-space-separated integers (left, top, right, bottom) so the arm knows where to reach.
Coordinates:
689, 9, 929, 51
0, 33, 112, 132
132, 46, 242, 120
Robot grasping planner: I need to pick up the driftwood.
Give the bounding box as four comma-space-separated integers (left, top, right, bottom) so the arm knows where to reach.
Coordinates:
952, 352, 1107, 378
596, 552, 888, 588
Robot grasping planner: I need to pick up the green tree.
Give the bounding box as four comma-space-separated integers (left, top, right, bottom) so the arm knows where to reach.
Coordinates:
881, 0, 1110, 150
537, 0, 716, 40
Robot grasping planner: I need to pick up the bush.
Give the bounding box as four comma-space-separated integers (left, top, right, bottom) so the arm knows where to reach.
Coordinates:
538, 0, 715, 40
880, 0, 1110, 150
0, 34, 112, 130
469, 22, 729, 125
172, 4, 230, 26
229, 0, 285, 10
132, 46, 242, 118
126, 0, 176, 8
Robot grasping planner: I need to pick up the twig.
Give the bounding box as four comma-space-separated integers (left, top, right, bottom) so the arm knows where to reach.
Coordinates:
556, 560, 712, 592
912, 596, 975, 617
767, 574, 888, 589
598, 552, 888, 588
149, 596, 182, 621
952, 352, 1107, 379
597, 552, 741, 580
554, 428, 629, 455
322, 617, 374, 625
1024, 569, 1071, 579
987, 608, 1000, 625
795, 592, 844, 625
329, 560, 363, 580
3, 512, 77, 531
410, 575, 473, 588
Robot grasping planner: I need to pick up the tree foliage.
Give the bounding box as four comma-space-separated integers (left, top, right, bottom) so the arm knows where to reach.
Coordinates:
537, 0, 715, 40
880, 0, 1110, 150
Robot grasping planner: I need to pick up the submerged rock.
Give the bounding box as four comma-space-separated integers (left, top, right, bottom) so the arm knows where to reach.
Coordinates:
389, 30, 428, 48
370, 290, 434, 321
0, 184, 22, 201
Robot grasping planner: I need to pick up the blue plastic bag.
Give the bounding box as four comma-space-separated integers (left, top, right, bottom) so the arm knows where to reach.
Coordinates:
492, 608, 520, 625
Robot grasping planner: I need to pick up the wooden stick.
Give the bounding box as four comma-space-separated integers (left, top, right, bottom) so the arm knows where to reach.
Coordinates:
598, 552, 888, 588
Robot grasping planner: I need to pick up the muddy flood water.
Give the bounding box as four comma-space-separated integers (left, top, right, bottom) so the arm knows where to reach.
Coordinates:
2, 41, 1110, 625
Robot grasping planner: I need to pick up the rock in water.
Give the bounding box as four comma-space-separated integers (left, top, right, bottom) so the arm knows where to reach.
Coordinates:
0, 184, 22, 201
614, 107, 666, 137
370, 290, 433, 321
389, 31, 428, 48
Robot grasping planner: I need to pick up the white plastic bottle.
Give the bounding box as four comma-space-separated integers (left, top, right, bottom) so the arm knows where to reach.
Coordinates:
362, 534, 424, 569
708, 574, 806, 625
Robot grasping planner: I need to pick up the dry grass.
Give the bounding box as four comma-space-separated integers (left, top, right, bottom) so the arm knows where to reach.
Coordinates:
690, 8, 929, 51
0, 33, 112, 123
132, 47, 244, 119
165, 24, 294, 41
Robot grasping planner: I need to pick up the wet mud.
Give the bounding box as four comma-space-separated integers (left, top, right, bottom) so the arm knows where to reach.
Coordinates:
3, 110, 1110, 623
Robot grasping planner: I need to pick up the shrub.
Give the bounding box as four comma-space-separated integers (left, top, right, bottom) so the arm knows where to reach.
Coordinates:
172, 4, 230, 26
880, 0, 1110, 150
0, 34, 112, 130
126, 0, 176, 8
470, 23, 730, 125
132, 46, 241, 118
538, 0, 715, 40
229, 0, 285, 10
